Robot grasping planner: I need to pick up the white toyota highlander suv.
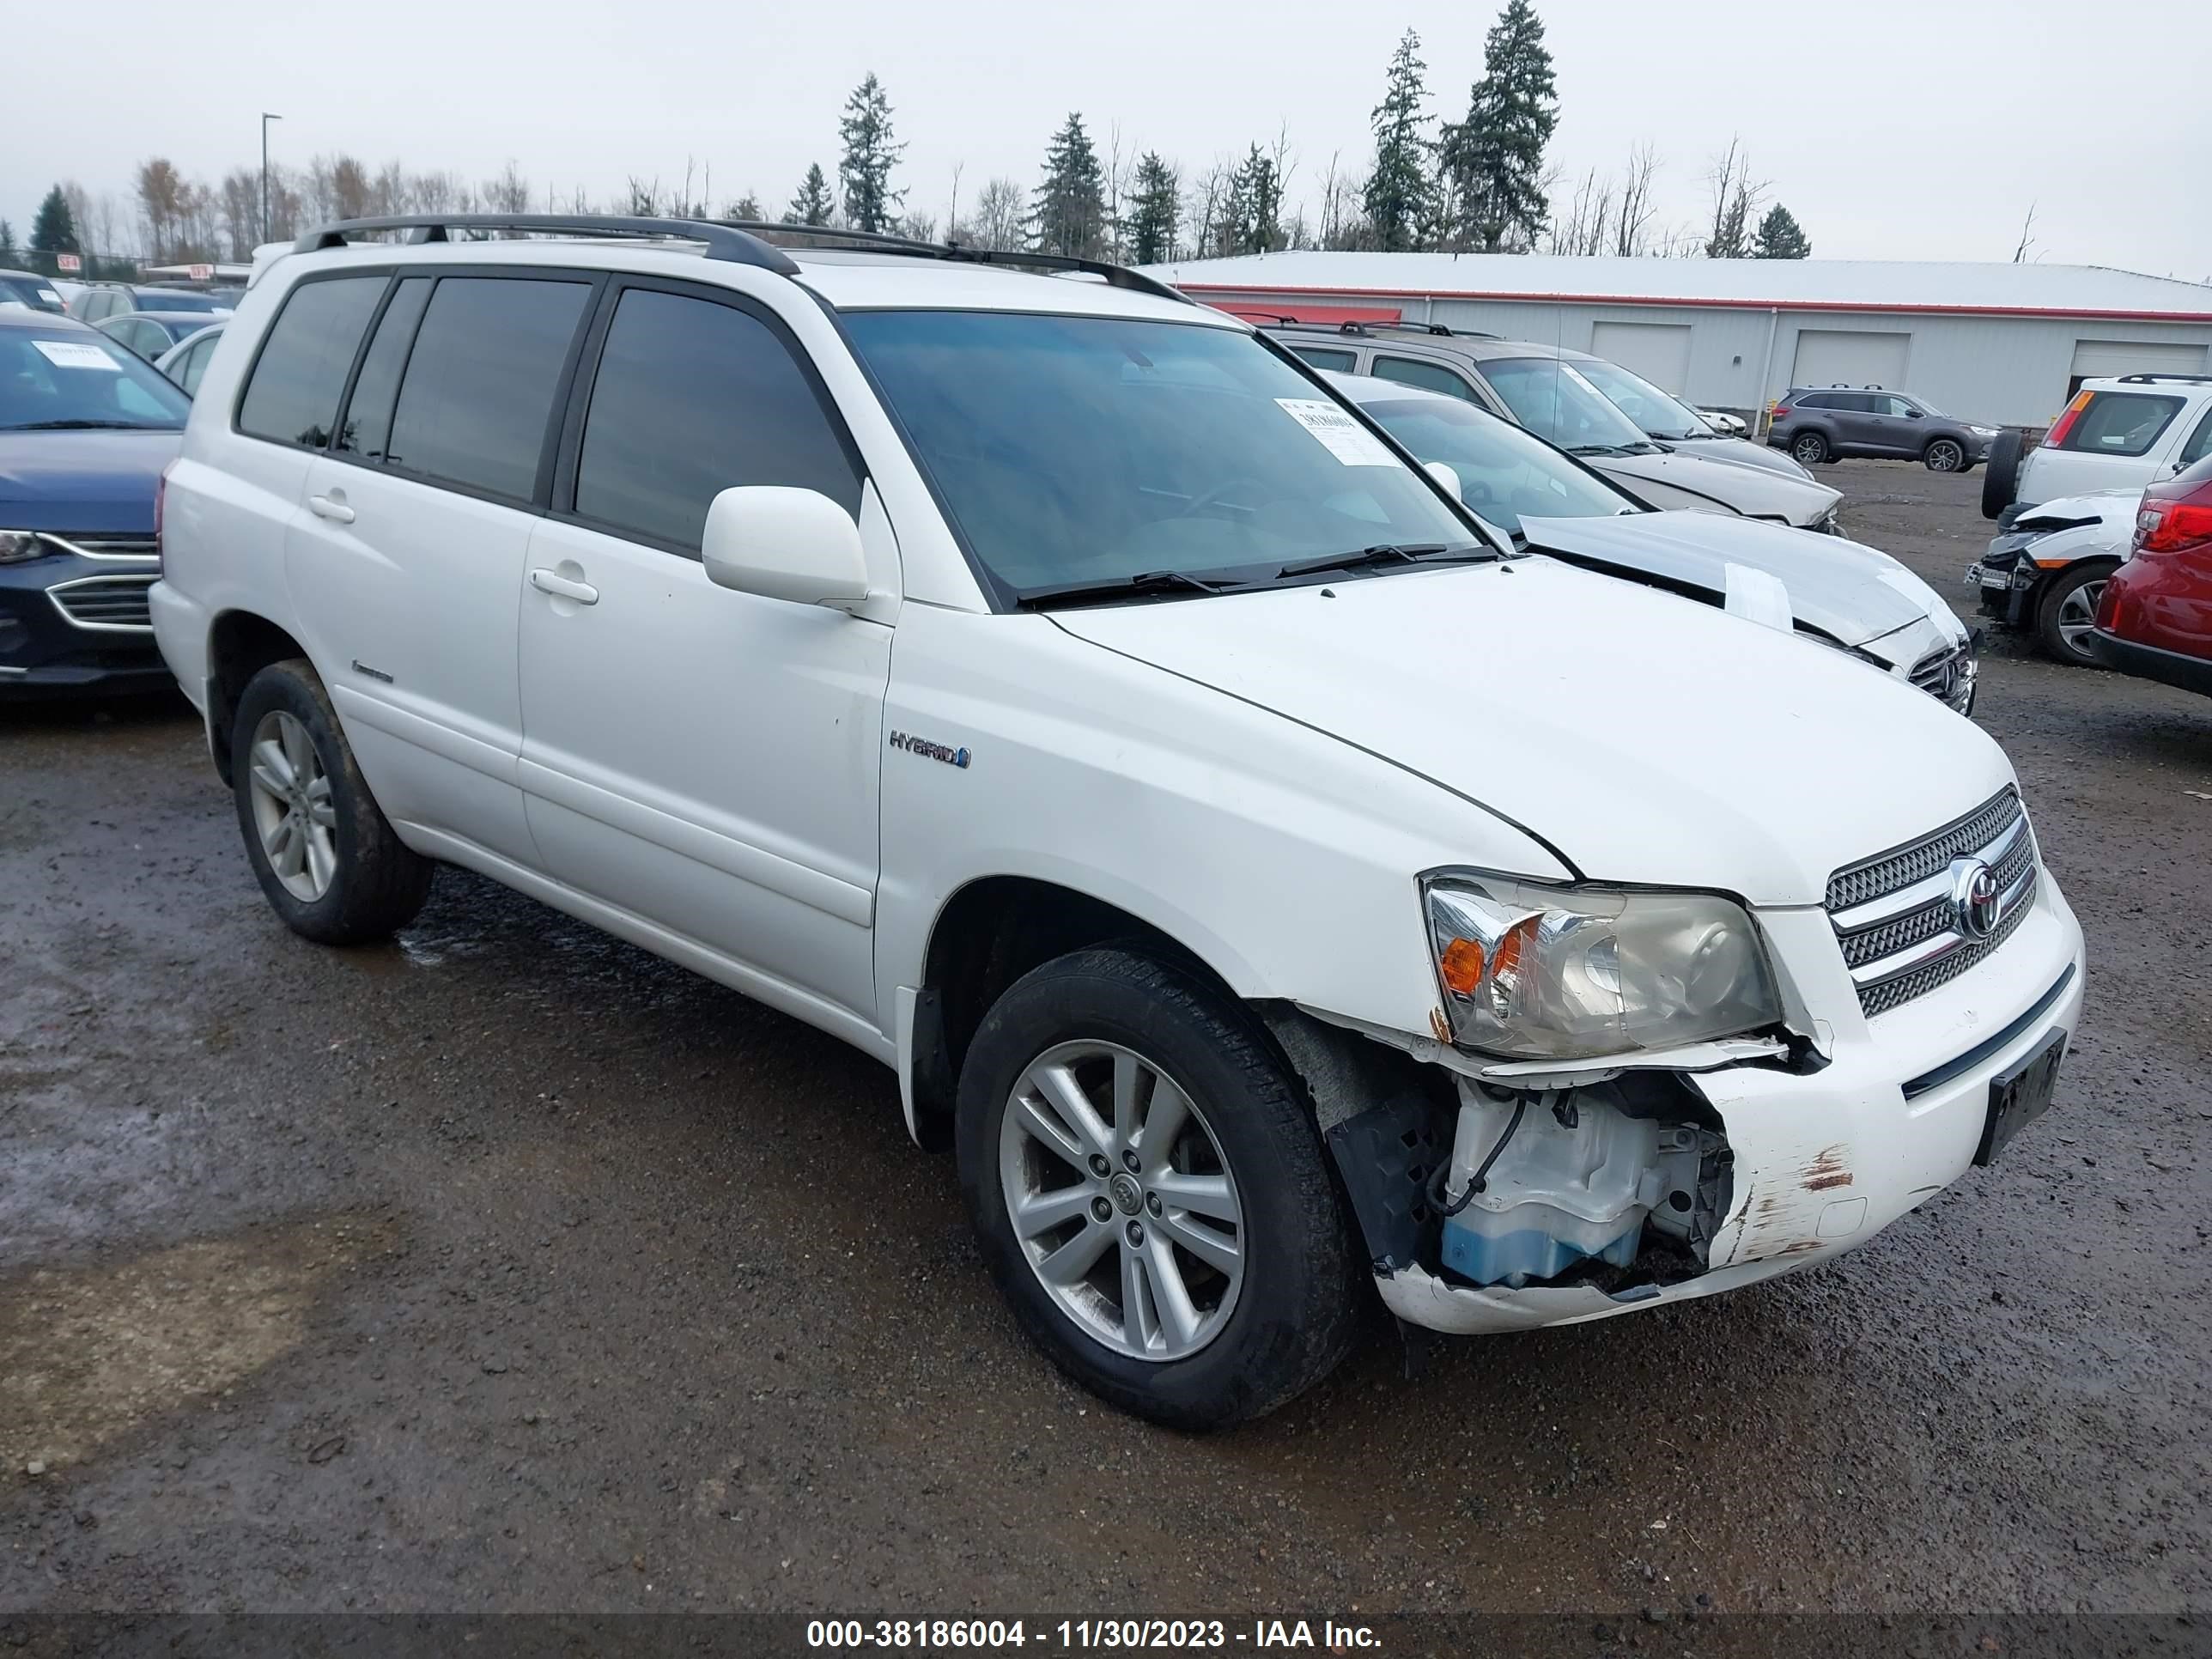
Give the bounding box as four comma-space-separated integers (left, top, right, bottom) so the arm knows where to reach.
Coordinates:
150, 216, 2087, 1428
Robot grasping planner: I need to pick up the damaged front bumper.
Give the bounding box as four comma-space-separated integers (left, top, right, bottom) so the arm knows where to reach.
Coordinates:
1311, 876, 2087, 1337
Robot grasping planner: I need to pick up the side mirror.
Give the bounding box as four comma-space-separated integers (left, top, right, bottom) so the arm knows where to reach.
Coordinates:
1904, 409, 1923, 418
1423, 459, 1462, 501
702, 486, 871, 611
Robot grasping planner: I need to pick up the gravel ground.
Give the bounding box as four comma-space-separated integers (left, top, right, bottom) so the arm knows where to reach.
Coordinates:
2, 464, 2207, 1620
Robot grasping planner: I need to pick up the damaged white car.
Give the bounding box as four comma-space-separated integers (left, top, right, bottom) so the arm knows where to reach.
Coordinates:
153, 216, 2087, 1431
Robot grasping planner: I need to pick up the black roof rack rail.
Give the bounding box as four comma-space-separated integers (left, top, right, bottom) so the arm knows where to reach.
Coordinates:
1256, 317, 1499, 341
293, 214, 800, 275
2116, 372, 2212, 386
720, 220, 1192, 306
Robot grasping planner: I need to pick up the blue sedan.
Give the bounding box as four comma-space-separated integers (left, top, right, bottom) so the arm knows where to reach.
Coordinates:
1, 311, 188, 696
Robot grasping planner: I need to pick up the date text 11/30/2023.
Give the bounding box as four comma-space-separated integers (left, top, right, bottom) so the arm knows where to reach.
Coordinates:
805, 1618, 1383, 1650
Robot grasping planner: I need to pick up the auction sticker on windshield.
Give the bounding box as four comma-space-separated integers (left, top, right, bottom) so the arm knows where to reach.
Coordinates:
1275, 398, 1396, 466
31, 340, 121, 371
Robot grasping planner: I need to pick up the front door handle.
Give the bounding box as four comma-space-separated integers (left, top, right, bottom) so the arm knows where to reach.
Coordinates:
308, 492, 355, 524
529, 568, 599, 605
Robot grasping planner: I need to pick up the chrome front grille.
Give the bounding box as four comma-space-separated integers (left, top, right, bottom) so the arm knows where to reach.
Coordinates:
47, 573, 157, 631
1909, 640, 1977, 711
35, 532, 159, 561
1826, 788, 2038, 1018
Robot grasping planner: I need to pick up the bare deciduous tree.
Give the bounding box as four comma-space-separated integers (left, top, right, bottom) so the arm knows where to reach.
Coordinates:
1703, 137, 1767, 258
969, 175, 1025, 251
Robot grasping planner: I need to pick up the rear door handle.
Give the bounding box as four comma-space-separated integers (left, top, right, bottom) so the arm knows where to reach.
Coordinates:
529, 568, 599, 605
308, 493, 355, 524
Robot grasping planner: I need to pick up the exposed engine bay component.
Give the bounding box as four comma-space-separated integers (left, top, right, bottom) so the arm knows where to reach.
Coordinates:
1437, 1077, 1729, 1289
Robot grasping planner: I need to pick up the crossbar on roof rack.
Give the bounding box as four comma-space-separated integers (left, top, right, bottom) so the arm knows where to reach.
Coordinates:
293, 214, 800, 275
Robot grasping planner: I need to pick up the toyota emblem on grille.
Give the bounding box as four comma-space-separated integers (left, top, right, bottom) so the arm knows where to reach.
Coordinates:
1948, 856, 2002, 940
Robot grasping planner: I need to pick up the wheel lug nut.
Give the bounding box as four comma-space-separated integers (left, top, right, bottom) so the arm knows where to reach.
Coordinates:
1124, 1221, 1145, 1248
1088, 1154, 1110, 1178
1146, 1193, 1162, 1218
1121, 1150, 1140, 1174
1091, 1197, 1112, 1224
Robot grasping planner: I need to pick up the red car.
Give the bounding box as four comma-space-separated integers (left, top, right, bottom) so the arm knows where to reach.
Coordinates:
2087, 453, 2212, 697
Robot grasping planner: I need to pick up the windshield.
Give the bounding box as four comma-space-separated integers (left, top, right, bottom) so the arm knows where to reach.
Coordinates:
1571, 358, 1713, 441
843, 311, 1482, 600
136, 289, 228, 313
1356, 395, 1638, 532
1480, 357, 1654, 454
0, 327, 193, 429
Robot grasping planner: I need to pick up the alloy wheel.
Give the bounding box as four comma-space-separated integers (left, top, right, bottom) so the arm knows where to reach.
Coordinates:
1792, 434, 1825, 465
246, 709, 337, 902
1927, 440, 1964, 472
998, 1040, 1244, 1363
2056, 579, 2107, 658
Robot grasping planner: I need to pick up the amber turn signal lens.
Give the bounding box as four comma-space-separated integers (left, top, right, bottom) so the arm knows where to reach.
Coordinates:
1438, 936, 1486, 997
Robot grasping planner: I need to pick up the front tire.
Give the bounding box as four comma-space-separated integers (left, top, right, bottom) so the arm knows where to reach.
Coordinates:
1790, 430, 1829, 465
1923, 437, 1966, 473
230, 659, 434, 943
956, 947, 1364, 1430
2033, 560, 2118, 668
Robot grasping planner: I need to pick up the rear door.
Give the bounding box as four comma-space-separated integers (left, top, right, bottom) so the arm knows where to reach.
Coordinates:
515, 277, 891, 1024
286, 268, 598, 867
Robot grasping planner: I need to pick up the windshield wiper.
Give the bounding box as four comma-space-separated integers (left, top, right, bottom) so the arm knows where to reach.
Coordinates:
1016, 568, 1237, 611
5, 419, 170, 431
1274, 541, 1500, 580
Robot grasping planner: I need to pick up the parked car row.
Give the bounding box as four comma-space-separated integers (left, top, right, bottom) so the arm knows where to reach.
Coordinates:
116, 213, 2087, 1431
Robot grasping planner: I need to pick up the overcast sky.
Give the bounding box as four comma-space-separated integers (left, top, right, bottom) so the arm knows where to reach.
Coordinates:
9, 0, 2209, 279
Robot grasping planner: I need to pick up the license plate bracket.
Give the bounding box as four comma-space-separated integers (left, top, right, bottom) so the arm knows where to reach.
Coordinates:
1975, 1029, 2066, 1165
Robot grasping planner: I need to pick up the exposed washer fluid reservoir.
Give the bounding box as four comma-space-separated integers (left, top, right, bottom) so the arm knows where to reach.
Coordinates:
1439, 1088, 1666, 1288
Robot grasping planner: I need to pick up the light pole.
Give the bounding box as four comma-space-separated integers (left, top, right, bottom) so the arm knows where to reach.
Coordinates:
260, 112, 283, 244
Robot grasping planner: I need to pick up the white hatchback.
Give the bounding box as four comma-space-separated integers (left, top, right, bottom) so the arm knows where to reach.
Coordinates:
151, 216, 2087, 1428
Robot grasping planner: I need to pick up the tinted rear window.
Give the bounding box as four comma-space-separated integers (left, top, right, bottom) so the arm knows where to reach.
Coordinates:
574, 287, 860, 551
137, 289, 225, 313
238, 276, 386, 448
1288, 345, 1357, 373
2060, 392, 2184, 457
385, 276, 592, 500
1373, 355, 1478, 401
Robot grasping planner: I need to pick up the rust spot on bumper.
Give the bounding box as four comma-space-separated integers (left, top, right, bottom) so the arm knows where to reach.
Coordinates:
1428, 1006, 1453, 1044
1802, 1143, 1853, 1193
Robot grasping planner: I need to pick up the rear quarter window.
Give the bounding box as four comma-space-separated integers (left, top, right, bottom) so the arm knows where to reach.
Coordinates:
2061, 392, 2184, 457
238, 276, 386, 448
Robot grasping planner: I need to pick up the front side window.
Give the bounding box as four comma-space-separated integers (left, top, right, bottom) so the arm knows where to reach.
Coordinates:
2060, 392, 2184, 457
173, 334, 216, 395
0, 327, 191, 430
574, 288, 860, 551
1358, 396, 1637, 533
385, 276, 592, 499
238, 275, 386, 448
842, 311, 1477, 601
1480, 357, 1654, 454
1373, 355, 1477, 401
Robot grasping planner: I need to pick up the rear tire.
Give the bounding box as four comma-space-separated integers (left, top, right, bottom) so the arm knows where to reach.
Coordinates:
1790, 431, 1829, 466
1923, 438, 1966, 473
230, 659, 434, 944
2033, 560, 2119, 668
1982, 429, 2025, 520
955, 946, 1364, 1430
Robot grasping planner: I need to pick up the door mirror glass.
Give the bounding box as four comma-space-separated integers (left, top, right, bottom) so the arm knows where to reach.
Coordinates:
1422, 459, 1462, 501
701, 486, 871, 610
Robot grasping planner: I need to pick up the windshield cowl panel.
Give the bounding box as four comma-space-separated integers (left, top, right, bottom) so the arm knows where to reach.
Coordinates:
842, 311, 1477, 608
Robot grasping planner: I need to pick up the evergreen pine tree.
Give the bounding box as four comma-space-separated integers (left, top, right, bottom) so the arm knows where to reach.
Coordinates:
30, 185, 79, 254
836, 73, 906, 233
1126, 153, 1180, 266
1231, 145, 1285, 255
1441, 0, 1559, 252
0, 221, 17, 265
1753, 203, 1812, 259
1030, 113, 1108, 258
726, 192, 764, 223
787, 164, 834, 228
1363, 30, 1435, 252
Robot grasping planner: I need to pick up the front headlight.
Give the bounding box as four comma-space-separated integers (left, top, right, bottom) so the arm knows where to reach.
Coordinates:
1424, 874, 1782, 1060
0, 530, 48, 564
1969, 426, 1997, 437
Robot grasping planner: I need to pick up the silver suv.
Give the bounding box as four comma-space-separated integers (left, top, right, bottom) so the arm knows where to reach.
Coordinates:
1266, 322, 1844, 532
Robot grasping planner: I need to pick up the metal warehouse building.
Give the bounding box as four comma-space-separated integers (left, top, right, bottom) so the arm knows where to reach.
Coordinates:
1136, 252, 2212, 429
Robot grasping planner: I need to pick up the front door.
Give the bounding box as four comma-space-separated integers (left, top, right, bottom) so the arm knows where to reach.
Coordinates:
515, 280, 892, 1027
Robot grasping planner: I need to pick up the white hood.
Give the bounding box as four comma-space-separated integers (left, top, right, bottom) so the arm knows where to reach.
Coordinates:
1048, 557, 2013, 907
1594, 448, 1843, 528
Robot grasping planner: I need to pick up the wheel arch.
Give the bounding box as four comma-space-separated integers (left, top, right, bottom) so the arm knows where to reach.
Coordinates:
907, 875, 1250, 1152
204, 609, 310, 784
